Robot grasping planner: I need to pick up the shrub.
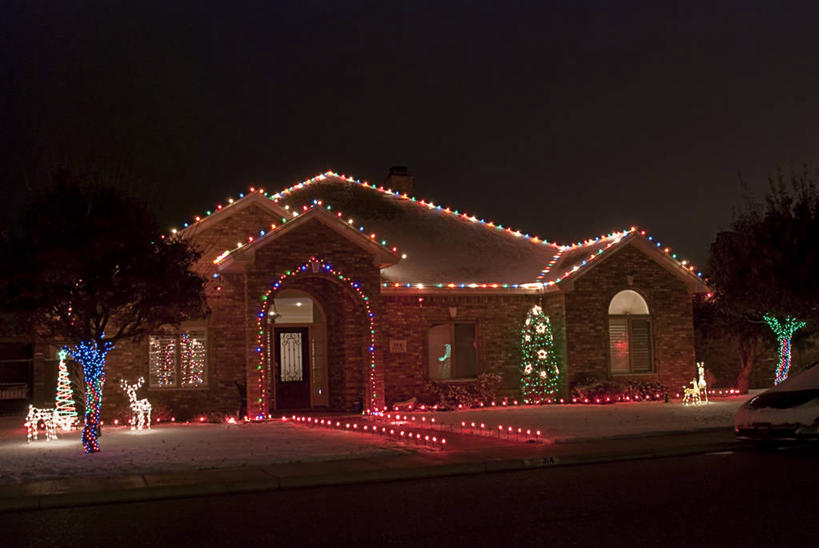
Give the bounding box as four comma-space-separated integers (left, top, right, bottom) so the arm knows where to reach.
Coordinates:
570, 375, 621, 402
569, 376, 668, 403
423, 371, 504, 408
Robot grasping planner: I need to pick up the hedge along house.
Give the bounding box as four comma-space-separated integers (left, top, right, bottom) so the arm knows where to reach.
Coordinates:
97, 169, 710, 421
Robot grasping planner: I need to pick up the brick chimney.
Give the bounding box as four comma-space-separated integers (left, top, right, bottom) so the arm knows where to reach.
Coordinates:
383, 166, 414, 195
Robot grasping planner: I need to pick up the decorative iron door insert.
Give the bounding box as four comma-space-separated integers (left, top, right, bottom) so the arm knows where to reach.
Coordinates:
274, 327, 310, 409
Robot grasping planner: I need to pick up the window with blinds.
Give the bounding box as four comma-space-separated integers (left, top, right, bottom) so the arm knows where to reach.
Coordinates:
608, 319, 630, 373
608, 290, 653, 374
629, 319, 652, 372
608, 317, 653, 374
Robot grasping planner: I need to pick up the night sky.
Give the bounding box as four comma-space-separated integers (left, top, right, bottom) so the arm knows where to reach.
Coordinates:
3, 1, 819, 267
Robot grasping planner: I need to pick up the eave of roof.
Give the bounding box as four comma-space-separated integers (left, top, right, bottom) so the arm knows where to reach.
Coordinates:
166, 170, 709, 294
170, 190, 291, 237
215, 206, 400, 271
547, 231, 711, 293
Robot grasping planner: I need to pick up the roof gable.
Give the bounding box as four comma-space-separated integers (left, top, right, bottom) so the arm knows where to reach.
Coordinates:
174, 191, 290, 237
549, 232, 710, 293
272, 173, 564, 286
215, 206, 400, 271
172, 170, 708, 294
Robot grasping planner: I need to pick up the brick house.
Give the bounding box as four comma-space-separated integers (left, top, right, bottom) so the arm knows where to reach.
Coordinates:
59, 169, 709, 420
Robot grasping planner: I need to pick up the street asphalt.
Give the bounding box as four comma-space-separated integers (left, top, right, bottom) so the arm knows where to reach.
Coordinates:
2, 436, 817, 547
1, 428, 742, 513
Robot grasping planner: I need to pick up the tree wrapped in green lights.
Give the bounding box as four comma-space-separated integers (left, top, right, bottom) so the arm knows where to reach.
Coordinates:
763, 315, 806, 385
520, 305, 561, 402
709, 167, 819, 387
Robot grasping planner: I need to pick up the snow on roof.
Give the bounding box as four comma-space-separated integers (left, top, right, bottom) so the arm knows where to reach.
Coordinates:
213, 204, 399, 268
183, 171, 706, 291
546, 232, 632, 286
271, 173, 564, 286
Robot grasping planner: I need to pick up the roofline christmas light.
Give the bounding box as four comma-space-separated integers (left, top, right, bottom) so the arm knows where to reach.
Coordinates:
212, 200, 400, 265
169, 170, 706, 287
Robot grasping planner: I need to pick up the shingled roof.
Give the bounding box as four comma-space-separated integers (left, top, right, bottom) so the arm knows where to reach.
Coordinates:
195, 171, 707, 293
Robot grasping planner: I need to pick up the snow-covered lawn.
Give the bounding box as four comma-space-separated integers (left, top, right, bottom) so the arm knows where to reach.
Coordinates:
413, 395, 754, 442
0, 418, 409, 485
0, 395, 755, 485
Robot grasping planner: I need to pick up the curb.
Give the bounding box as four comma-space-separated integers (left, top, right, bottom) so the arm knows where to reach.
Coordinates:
554, 425, 733, 444
0, 439, 743, 514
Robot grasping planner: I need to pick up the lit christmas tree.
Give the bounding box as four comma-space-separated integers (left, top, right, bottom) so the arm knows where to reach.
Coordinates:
54, 349, 78, 430
520, 305, 561, 402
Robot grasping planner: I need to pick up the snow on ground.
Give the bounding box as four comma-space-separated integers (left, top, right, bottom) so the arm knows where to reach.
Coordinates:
0, 417, 409, 485
0, 395, 755, 485
417, 395, 754, 442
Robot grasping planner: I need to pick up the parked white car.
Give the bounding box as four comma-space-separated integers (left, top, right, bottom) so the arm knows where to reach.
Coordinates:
735, 361, 819, 441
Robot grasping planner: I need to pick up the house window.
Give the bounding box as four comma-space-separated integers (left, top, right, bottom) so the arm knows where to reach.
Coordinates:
149, 330, 207, 388
428, 323, 477, 380
608, 290, 653, 374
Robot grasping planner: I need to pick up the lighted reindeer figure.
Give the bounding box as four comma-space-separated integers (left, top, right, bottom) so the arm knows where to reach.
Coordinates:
697, 361, 709, 403
682, 379, 701, 405
26, 405, 58, 442
120, 377, 152, 431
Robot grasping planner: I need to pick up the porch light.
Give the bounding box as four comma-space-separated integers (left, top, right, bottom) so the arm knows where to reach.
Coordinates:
267, 305, 280, 323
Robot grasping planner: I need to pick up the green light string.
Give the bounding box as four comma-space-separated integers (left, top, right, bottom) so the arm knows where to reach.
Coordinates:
763, 315, 806, 385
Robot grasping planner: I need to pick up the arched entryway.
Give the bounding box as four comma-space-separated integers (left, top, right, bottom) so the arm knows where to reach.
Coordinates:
254, 258, 381, 414
265, 289, 329, 409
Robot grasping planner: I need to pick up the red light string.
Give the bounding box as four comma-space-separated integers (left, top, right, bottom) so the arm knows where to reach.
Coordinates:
283, 415, 447, 450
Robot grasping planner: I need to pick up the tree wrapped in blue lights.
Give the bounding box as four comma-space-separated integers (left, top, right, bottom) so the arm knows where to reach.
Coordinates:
520, 305, 561, 402
65, 340, 113, 452
0, 171, 208, 453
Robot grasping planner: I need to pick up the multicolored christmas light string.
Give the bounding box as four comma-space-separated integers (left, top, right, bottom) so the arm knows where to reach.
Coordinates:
64, 338, 114, 454
171, 170, 705, 289
256, 258, 379, 416
763, 314, 806, 385
212, 200, 401, 266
